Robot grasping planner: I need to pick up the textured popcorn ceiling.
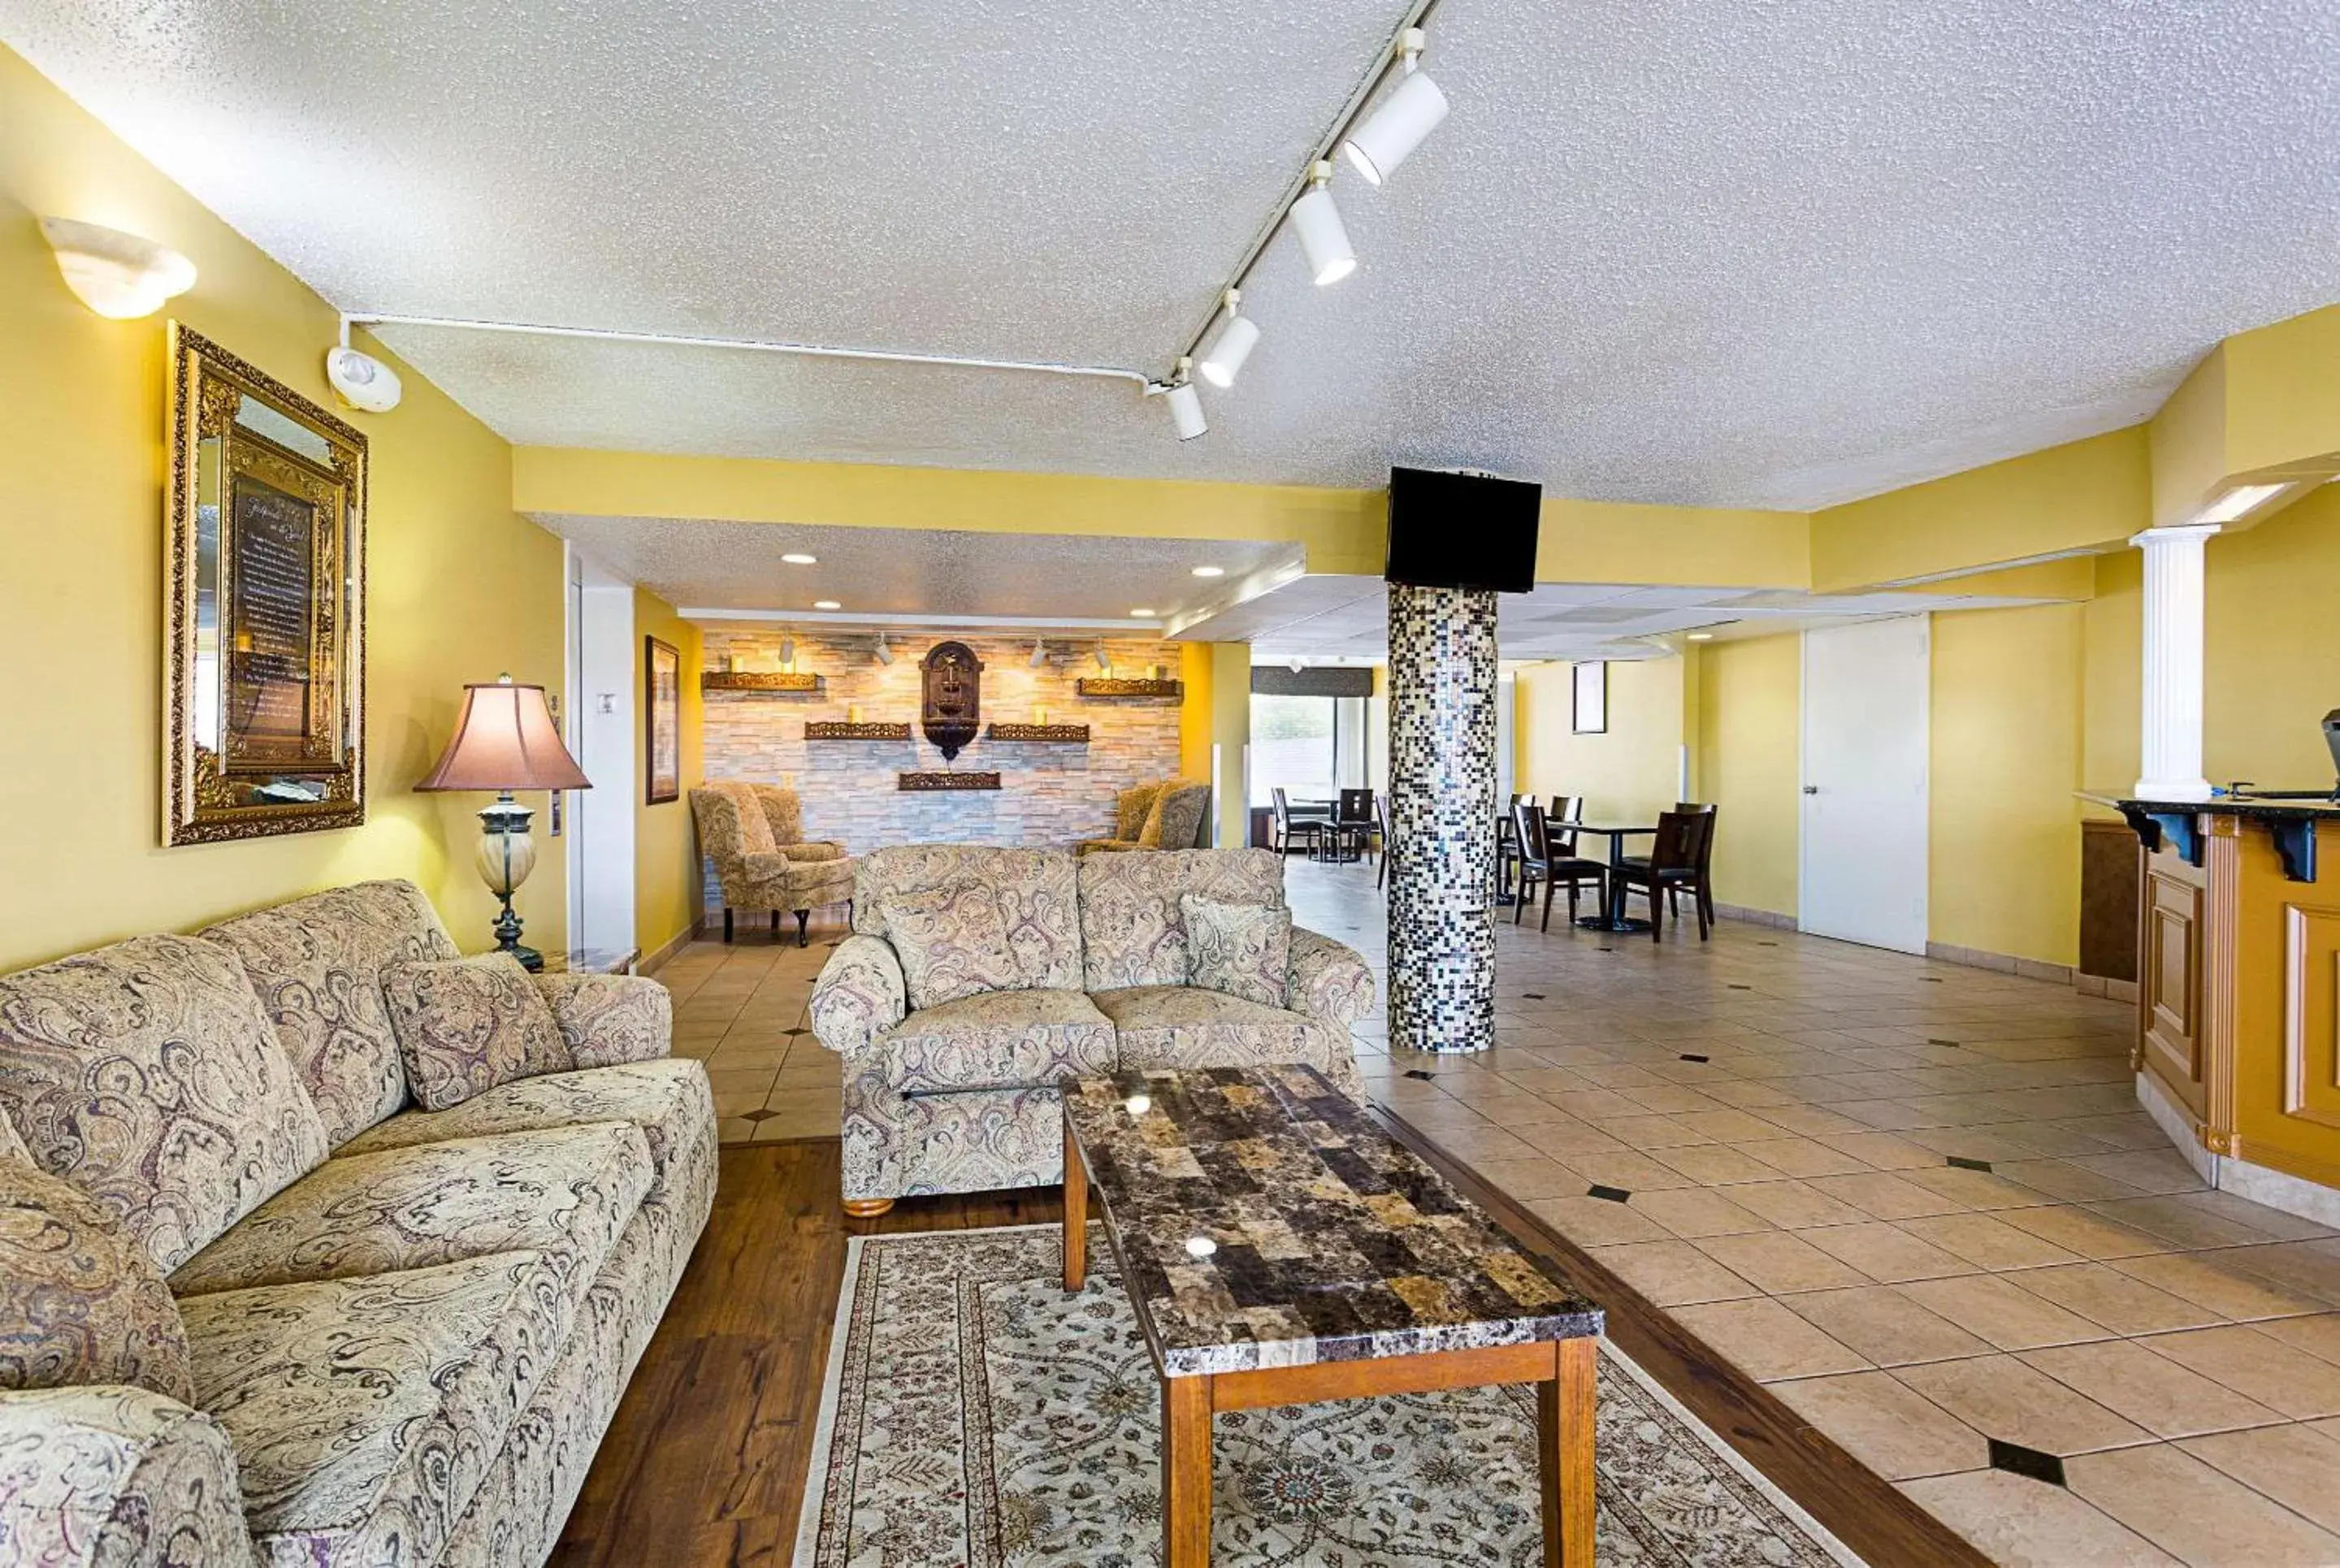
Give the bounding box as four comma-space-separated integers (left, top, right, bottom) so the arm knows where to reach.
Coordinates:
532, 514, 1297, 625
9, 0, 2335, 507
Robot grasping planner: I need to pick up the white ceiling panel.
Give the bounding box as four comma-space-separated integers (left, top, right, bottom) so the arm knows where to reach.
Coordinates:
11, 0, 2334, 508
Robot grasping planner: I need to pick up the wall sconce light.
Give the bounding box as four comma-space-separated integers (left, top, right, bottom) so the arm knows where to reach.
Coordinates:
778, 635, 797, 670
40, 217, 197, 319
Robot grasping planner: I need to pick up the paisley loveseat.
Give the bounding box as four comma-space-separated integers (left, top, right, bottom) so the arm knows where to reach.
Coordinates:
809, 846, 1374, 1214
0, 880, 714, 1568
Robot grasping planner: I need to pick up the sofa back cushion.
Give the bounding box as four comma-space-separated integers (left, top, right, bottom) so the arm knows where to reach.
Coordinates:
0, 933, 330, 1274
1181, 894, 1294, 1008
856, 847, 1084, 991
1079, 848, 1285, 991
200, 879, 460, 1146
750, 783, 807, 847
380, 954, 575, 1111
880, 885, 1028, 1011
0, 1159, 194, 1403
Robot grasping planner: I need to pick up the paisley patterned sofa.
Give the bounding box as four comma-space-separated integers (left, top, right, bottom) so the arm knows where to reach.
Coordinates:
0, 880, 714, 1568
810, 846, 1374, 1215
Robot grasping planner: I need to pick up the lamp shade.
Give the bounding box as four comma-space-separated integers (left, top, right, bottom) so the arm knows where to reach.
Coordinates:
414, 678, 591, 792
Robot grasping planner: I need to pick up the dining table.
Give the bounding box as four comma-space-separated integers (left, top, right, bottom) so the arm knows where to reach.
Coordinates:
1554, 821, 1659, 933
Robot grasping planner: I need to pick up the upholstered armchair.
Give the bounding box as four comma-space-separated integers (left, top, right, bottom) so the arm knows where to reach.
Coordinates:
1077, 778, 1212, 854
689, 782, 856, 946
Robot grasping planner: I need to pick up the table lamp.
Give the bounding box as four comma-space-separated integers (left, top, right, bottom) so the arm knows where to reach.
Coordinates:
415, 675, 591, 971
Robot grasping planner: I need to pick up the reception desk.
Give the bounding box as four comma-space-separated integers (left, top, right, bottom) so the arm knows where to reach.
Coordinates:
2095, 792, 2340, 1223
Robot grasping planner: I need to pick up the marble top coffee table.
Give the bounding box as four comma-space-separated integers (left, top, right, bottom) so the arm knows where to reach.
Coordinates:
1060, 1063, 1604, 1568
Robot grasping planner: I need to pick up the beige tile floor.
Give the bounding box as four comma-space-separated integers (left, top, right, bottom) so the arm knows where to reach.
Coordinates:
659, 860, 2340, 1565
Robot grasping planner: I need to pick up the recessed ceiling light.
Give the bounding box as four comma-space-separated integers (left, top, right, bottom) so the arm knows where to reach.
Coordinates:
1191, 565, 1225, 578
1687, 632, 1714, 642
2190, 482, 2290, 526
782, 552, 817, 565
1130, 608, 1156, 617
813, 600, 841, 610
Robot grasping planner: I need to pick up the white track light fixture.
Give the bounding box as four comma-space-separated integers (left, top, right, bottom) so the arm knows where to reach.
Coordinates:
1341, 28, 1450, 186
873, 633, 894, 665
1029, 639, 1049, 669
778, 636, 796, 669
1164, 357, 1208, 440
325, 345, 403, 413
1094, 641, 1112, 673
1289, 162, 1356, 286
1197, 289, 1259, 389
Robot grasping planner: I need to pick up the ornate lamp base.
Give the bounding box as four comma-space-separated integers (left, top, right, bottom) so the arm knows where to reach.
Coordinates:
476, 795, 542, 972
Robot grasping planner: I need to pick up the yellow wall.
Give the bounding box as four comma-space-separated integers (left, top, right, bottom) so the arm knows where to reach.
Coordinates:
0, 46, 568, 970
633, 590, 704, 961
2201, 483, 2340, 786
1515, 658, 1685, 823
1929, 606, 2086, 967
1696, 636, 1802, 918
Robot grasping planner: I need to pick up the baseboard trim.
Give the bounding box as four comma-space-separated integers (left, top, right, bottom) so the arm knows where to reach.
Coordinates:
639, 920, 704, 977
2073, 972, 2139, 1005
1711, 902, 1797, 929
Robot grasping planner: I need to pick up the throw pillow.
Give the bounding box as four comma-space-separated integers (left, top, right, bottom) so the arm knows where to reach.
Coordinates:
0, 1161, 193, 1404
0, 932, 332, 1276
1181, 894, 1293, 1009
380, 954, 574, 1111
1136, 789, 1169, 847
882, 883, 1027, 1011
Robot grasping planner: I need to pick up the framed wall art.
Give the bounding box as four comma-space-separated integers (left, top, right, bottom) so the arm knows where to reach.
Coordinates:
645, 635, 681, 803
1572, 660, 1608, 734
162, 323, 367, 845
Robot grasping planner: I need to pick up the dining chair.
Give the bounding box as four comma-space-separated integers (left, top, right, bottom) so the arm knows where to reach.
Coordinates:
1334, 787, 1376, 863
1269, 789, 1324, 859
1512, 802, 1609, 933
1612, 809, 1710, 941
1674, 802, 1718, 930
1375, 793, 1393, 889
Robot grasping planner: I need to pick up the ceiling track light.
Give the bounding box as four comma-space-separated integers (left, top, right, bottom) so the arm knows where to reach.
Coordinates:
873, 632, 894, 665
1162, 357, 1207, 441
1029, 639, 1049, 668
1289, 162, 1357, 287
778, 635, 796, 668
1094, 641, 1112, 673
1341, 28, 1450, 186
1197, 288, 1259, 388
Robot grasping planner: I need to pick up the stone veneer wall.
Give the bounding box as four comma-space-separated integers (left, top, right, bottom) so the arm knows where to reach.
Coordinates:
698, 630, 1187, 907
1386, 585, 1499, 1053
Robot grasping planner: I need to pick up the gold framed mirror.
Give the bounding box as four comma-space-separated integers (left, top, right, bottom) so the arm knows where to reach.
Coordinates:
163, 323, 367, 845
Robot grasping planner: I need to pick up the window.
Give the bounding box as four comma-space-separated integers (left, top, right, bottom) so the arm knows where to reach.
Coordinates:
1250, 694, 1337, 806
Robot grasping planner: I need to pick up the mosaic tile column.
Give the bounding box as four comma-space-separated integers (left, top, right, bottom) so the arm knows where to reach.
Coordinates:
1387, 584, 1499, 1053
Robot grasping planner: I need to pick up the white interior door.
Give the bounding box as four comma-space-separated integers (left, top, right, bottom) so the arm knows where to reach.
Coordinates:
1800, 616, 1929, 954
565, 548, 636, 959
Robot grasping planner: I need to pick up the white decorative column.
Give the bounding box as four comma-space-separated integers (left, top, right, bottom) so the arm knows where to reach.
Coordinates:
2131, 522, 2219, 800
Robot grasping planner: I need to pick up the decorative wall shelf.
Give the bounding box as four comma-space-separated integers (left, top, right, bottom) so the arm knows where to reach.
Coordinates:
899, 771, 1002, 791
986, 723, 1091, 743
1076, 678, 1182, 700
703, 671, 825, 695
805, 721, 912, 741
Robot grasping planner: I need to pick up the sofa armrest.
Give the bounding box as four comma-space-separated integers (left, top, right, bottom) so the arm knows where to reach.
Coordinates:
812, 935, 908, 1057
0, 1385, 256, 1568
776, 840, 850, 864
1286, 927, 1376, 1029
533, 971, 673, 1068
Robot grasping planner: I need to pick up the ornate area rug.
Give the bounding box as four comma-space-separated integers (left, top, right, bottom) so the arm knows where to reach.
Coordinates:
795, 1227, 1860, 1566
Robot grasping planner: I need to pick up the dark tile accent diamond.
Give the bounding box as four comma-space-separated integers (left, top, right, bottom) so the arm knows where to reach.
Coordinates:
1948, 1156, 1994, 1172
1523, 993, 1548, 1000
1929, 1037, 1960, 1046
1987, 1439, 2067, 1487
1727, 983, 1752, 990
1758, 940, 1779, 946
741, 1108, 782, 1123
1403, 1068, 1438, 1081
1921, 976, 1944, 983
1597, 946, 1615, 953
1679, 1053, 1710, 1063
1587, 1185, 1632, 1203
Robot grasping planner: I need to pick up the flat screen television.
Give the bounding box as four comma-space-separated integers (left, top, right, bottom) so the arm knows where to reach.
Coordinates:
1383, 466, 1542, 593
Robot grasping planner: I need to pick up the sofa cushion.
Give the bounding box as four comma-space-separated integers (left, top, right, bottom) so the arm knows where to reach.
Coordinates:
881, 883, 1026, 1011
382, 955, 574, 1111
855, 846, 1084, 991
169, 1121, 651, 1300
1090, 985, 1341, 1078
1181, 894, 1293, 1008
180, 1250, 570, 1568
335, 1060, 711, 1202
0, 933, 331, 1276
200, 880, 460, 1148
1112, 782, 1162, 843
1077, 848, 1286, 991
0, 1385, 255, 1568
0, 1161, 194, 1403
876, 990, 1116, 1095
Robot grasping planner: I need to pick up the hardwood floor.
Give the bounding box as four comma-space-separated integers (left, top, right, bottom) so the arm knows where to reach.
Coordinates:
548, 1141, 1060, 1566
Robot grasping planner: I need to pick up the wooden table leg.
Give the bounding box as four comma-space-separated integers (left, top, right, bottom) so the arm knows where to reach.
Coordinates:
1163, 1374, 1213, 1566
1538, 1338, 1596, 1568
1061, 1121, 1086, 1293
